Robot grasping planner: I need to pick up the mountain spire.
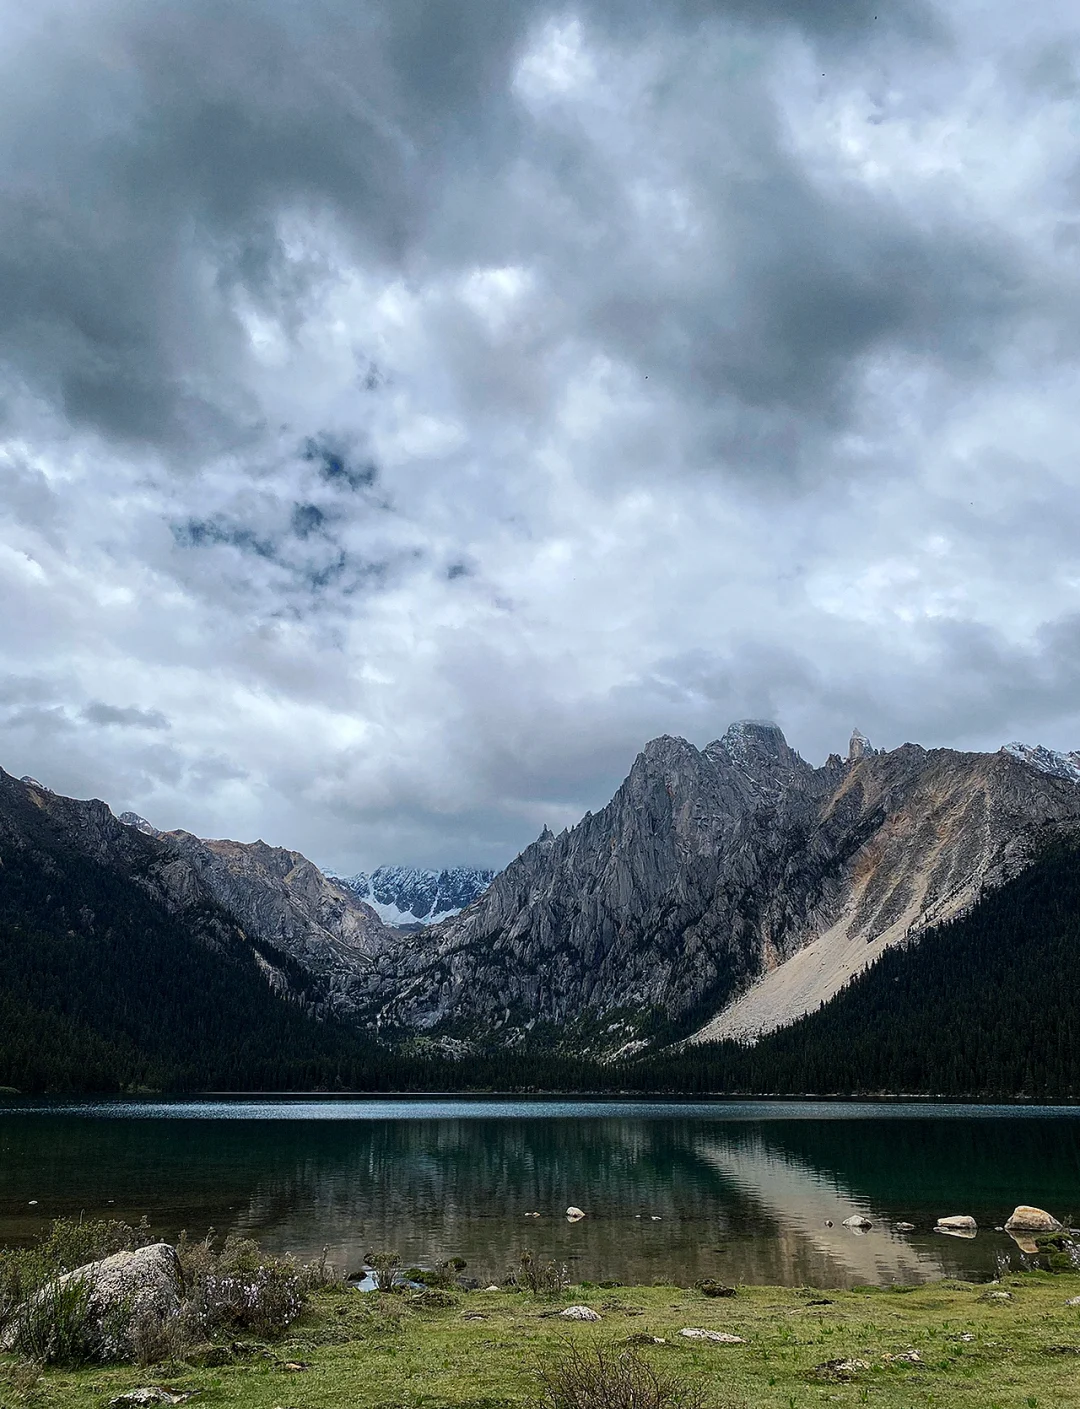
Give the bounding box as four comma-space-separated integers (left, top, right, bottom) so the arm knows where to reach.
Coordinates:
848, 728, 873, 762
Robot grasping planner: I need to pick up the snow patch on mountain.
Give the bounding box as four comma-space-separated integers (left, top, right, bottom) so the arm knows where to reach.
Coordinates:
1002, 742, 1080, 784
332, 865, 495, 927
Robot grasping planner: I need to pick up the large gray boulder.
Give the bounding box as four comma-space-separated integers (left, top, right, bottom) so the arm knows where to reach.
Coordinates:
1, 1243, 182, 1353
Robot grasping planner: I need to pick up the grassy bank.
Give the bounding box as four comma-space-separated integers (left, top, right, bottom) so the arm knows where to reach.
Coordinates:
6, 1273, 1080, 1409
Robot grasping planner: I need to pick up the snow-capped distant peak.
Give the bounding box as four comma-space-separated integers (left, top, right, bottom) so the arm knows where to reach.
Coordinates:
1002, 742, 1080, 784
330, 864, 495, 927
119, 810, 161, 836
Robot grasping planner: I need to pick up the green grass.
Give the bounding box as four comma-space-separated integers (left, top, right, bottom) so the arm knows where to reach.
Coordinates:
5, 1273, 1080, 1408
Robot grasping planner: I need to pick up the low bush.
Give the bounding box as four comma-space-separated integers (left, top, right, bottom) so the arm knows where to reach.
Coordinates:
366, 1251, 402, 1293
8, 1274, 132, 1368
35, 1217, 153, 1275
514, 1250, 569, 1295
2, 1221, 317, 1370
534, 1344, 708, 1409
179, 1233, 306, 1340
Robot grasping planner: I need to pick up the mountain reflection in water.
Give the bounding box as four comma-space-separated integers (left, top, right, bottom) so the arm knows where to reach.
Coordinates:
0, 1099, 1076, 1288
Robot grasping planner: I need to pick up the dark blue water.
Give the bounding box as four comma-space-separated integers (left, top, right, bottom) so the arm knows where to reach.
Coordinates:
1, 1097, 1077, 1288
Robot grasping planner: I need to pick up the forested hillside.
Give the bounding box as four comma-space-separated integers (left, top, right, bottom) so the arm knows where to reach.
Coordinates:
0, 776, 430, 1093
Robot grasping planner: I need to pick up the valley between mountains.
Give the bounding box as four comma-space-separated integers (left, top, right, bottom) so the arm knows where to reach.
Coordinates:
2, 721, 1080, 1095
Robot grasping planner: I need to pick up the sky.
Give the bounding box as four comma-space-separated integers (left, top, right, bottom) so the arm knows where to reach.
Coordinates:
3, 0, 1080, 873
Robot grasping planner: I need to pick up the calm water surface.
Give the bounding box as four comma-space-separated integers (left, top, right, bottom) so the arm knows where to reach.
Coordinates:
1, 1097, 1077, 1289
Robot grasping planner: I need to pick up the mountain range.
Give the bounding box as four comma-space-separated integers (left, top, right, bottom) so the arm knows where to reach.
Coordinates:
330, 866, 495, 928
2, 719, 1080, 1094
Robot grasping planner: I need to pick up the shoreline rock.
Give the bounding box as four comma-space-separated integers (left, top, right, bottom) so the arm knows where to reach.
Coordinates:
1005, 1206, 1062, 1233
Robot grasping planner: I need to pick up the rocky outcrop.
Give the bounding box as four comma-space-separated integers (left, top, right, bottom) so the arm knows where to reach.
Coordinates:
148, 830, 393, 1011
361, 723, 1080, 1047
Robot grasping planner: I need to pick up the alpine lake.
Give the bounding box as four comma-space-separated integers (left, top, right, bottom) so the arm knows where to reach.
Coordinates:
0, 1097, 1077, 1289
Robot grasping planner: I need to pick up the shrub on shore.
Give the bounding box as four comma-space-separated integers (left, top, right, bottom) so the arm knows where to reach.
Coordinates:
0, 1219, 342, 1369
513, 1250, 569, 1295
534, 1344, 713, 1409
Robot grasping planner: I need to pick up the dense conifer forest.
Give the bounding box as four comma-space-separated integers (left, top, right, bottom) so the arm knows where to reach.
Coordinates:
1, 826, 1077, 1098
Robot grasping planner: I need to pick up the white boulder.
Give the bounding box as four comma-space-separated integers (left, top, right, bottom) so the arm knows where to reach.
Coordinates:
1004, 1206, 1062, 1233
679, 1328, 746, 1343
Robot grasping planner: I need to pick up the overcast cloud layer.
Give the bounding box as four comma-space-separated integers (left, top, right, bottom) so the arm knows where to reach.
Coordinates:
3, 0, 1080, 872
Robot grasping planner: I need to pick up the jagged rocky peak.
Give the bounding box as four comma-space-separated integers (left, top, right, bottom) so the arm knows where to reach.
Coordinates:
709, 719, 797, 769
119, 810, 160, 837
847, 727, 874, 762
19, 775, 53, 793
1002, 741, 1080, 785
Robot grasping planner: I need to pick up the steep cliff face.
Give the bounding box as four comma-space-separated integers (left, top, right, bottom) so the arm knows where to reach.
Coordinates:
155, 832, 389, 975
369, 723, 1080, 1048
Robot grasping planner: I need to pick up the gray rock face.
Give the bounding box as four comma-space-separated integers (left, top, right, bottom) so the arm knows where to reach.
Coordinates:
364, 722, 1080, 1046
150, 831, 393, 1014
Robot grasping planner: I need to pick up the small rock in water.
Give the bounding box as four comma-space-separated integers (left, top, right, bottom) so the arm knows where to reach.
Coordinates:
935, 1215, 977, 1238
524, 1211, 540, 1218
27, 1200, 37, 1206
842, 1215, 873, 1231
823, 1219, 833, 1227
566, 1206, 586, 1222
1005, 1205, 1062, 1233
679, 1328, 745, 1343
650, 1215, 662, 1221
560, 1305, 601, 1321
896, 1222, 916, 1232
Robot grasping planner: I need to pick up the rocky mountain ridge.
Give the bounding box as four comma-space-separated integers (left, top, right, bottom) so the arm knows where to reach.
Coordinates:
7, 721, 1080, 1057
364, 723, 1080, 1050
112, 811, 396, 1015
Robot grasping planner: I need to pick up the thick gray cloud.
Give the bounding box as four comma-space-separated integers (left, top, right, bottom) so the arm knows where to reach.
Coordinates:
2, 0, 1080, 871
